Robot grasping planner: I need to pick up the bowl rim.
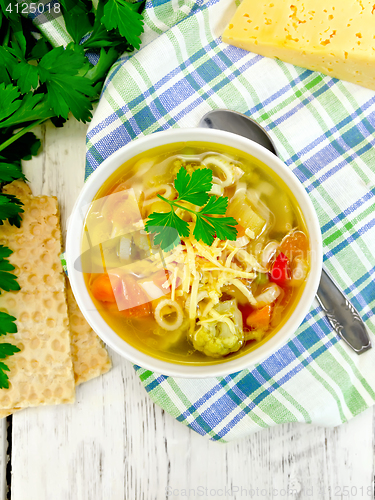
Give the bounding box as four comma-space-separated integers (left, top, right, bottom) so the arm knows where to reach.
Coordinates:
66, 128, 323, 378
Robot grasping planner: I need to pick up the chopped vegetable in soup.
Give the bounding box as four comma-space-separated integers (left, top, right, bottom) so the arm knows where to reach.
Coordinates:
82, 142, 310, 365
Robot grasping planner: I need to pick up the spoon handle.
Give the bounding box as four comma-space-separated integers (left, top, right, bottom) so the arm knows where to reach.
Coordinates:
316, 268, 371, 354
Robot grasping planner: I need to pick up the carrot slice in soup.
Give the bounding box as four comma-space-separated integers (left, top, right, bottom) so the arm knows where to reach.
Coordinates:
246, 305, 272, 330
90, 274, 118, 303
235, 224, 246, 238
280, 231, 309, 260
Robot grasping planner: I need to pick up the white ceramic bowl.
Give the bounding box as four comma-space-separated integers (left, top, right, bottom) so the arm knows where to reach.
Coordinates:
66, 128, 322, 378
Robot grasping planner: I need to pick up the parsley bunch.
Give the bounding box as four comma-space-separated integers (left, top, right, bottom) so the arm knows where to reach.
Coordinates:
0, 0, 145, 224
0, 0, 145, 388
0, 0, 144, 152
145, 167, 238, 251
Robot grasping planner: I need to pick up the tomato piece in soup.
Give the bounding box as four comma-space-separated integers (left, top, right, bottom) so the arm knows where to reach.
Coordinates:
238, 303, 254, 325
153, 269, 172, 289
270, 252, 291, 286
116, 275, 152, 318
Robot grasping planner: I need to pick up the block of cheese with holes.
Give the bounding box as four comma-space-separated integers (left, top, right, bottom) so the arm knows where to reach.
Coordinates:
222, 0, 375, 91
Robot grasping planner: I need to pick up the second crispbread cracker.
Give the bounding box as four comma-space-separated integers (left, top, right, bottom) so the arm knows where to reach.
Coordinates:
0, 291, 75, 409
66, 283, 111, 385
0, 181, 75, 409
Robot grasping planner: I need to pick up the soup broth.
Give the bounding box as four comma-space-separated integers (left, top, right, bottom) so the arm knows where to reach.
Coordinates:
82, 142, 310, 365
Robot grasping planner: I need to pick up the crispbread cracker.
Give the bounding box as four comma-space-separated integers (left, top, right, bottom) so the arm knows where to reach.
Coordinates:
0, 291, 75, 409
0, 182, 64, 293
0, 286, 112, 415
0, 181, 111, 417
0, 181, 76, 410
66, 283, 111, 385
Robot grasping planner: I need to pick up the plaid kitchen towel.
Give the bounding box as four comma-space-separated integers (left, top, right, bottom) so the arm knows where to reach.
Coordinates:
43, 0, 375, 441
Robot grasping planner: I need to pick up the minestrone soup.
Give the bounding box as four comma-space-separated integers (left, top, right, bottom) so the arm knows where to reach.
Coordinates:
81, 142, 310, 365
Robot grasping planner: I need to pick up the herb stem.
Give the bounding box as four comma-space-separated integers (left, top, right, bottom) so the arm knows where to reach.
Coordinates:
0, 119, 45, 153
3, 24, 10, 47
157, 194, 198, 216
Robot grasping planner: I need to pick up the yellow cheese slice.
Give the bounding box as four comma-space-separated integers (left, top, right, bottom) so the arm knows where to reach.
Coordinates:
222, 0, 375, 91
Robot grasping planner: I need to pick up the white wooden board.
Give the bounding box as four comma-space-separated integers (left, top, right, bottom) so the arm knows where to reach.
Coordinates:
0, 419, 7, 500
3, 117, 374, 500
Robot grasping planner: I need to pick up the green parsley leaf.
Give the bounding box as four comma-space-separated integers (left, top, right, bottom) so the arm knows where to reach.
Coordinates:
0, 246, 12, 260
0, 268, 20, 292
0, 93, 52, 128
150, 226, 182, 253
0, 343, 20, 359
59, 0, 93, 44
0, 83, 21, 121
193, 212, 238, 246
0, 258, 15, 272
0, 312, 17, 336
9, 16, 27, 57
205, 216, 238, 241
101, 0, 144, 50
199, 195, 228, 215
0, 245, 19, 292
38, 45, 96, 121
12, 60, 39, 94
0, 162, 26, 182
0, 194, 23, 227
85, 47, 119, 83
82, 0, 131, 51
193, 216, 217, 246
145, 211, 189, 251
0, 245, 20, 293
0, 345, 20, 389
0, 248, 20, 388
44, 75, 94, 122
0, 47, 17, 86
0, 362, 11, 389
174, 167, 212, 205
30, 38, 51, 60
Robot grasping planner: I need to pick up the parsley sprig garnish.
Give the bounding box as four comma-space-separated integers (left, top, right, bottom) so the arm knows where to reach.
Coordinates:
145, 167, 238, 251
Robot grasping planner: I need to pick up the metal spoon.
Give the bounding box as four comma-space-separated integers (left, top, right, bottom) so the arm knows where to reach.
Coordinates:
199, 109, 371, 354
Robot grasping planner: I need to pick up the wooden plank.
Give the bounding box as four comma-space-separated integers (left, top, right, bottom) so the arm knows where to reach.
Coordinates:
11, 372, 375, 500
324, 409, 374, 498
0, 419, 8, 500
159, 409, 374, 500
9, 116, 375, 500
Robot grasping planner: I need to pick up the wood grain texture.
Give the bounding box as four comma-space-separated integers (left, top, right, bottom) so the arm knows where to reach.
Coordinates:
0, 420, 7, 500
5, 116, 374, 500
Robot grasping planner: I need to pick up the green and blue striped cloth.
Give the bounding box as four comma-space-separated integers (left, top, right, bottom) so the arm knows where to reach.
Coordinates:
41, 0, 375, 442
